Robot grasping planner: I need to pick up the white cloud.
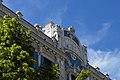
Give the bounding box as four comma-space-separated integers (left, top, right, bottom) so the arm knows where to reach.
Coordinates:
45, 7, 67, 25
80, 22, 111, 46
88, 48, 120, 80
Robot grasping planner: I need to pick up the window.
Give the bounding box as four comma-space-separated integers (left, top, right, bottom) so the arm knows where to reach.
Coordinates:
71, 74, 76, 80
41, 55, 52, 66
33, 51, 38, 69
71, 54, 76, 61
72, 36, 79, 46
64, 30, 70, 37
67, 74, 69, 80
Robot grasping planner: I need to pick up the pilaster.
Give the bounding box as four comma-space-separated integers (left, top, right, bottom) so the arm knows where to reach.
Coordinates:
69, 73, 71, 80
55, 54, 66, 80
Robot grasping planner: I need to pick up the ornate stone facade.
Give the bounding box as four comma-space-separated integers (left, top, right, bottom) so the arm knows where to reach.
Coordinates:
0, 2, 111, 80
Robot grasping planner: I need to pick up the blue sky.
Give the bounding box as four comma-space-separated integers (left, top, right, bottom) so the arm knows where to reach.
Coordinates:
3, 0, 120, 80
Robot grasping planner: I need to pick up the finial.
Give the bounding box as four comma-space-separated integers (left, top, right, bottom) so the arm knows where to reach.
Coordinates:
95, 66, 100, 71
68, 26, 75, 33
34, 24, 42, 30
105, 73, 109, 78
16, 11, 23, 18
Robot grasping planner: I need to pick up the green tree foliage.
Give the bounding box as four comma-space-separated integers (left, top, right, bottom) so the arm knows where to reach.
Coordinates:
38, 64, 60, 80
76, 70, 91, 80
0, 15, 36, 80
0, 0, 3, 3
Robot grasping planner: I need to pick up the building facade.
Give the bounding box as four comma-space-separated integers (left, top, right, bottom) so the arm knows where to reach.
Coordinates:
0, 2, 111, 80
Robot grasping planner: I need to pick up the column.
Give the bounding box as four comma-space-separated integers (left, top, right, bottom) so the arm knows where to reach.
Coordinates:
69, 73, 71, 80
37, 44, 43, 67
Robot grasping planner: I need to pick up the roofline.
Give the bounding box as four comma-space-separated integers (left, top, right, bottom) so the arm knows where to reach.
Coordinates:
0, 3, 68, 60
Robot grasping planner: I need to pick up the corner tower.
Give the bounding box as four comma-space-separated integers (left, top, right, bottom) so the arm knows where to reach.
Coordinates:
43, 23, 88, 79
